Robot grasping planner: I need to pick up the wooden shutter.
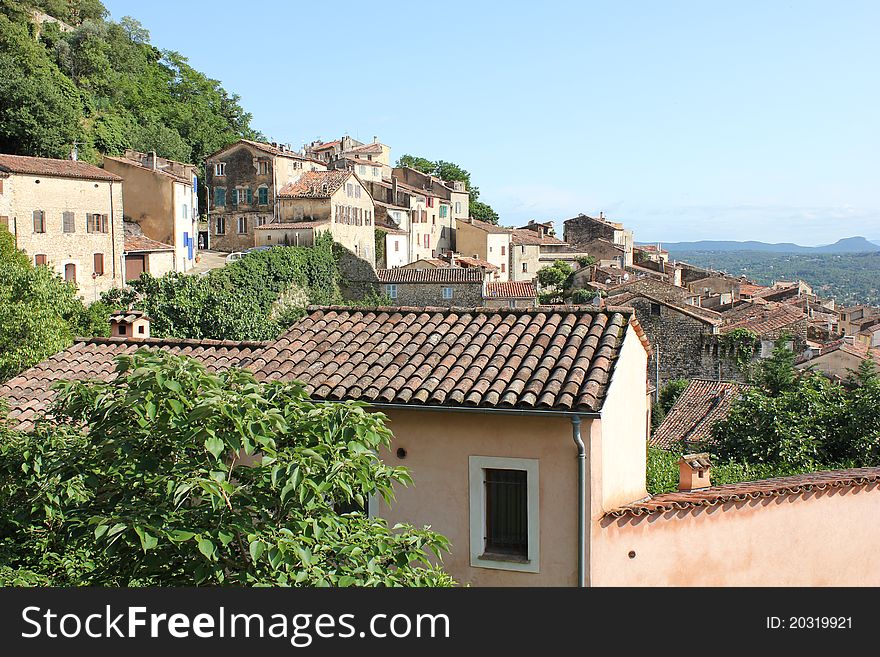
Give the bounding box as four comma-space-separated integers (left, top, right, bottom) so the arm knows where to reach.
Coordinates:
63, 212, 75, 233
246, 188, 253, 204
0, 216, 8, 230
34, 254, 48, 266
101, 214, 108, 233
93, 253, 104, 275
33, 210, 44, 233
86, 213, 93, 233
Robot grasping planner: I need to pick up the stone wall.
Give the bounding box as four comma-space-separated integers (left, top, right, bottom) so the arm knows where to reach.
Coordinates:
563, 216, 616, 246
335, 246, 379, 302
386, 281, 484, 307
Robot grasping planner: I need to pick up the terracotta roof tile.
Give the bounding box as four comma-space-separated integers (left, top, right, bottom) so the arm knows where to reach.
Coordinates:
376, 268, 484, 283
278, 170, 353, 199
253, 220, 330, 230
457, 218, 511, 234
510, 228, 567, 246
251, 306, 637, 412
125, 235, 174, 252
0, 337, 269, 431
721, 303, 805, 335
607, 467, 880, 517
0, 154, 121, 181
484, 281, 537, 299
650, 379, 751, 449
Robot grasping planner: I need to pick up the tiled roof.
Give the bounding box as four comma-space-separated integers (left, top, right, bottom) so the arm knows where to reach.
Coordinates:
0, 338, 268, 431
102, 155, 192, 184
650, 379, 750, 449
612, 290, 723, 325
458, 218, 511, 234
346, 142, 384, 155
375, 222, 407, 235
125, 235, 174, 252
797, 339, 880, 368
449, 255, 498, 271
207, 140, 324, 165
0, 154, 121, 181
253, 220, 329, 230
634, 244, 668, 254
311, 140, 341, 151
376, 268, 484, 283
278, 171, 352, 199
248, 306, 638, 412
484, 281, 537, 299
109, 310, 150, 325
720, 303, 805, 335
607, 468, 880, 518
510, 228, 567, 246
739, 283, 769, 297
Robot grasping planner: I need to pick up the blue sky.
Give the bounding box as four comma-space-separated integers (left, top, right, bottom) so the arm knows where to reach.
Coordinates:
101, 0, 879, 244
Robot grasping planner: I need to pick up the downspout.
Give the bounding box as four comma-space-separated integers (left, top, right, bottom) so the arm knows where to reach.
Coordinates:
571, 415, 586, 588
109, 180, 117, 281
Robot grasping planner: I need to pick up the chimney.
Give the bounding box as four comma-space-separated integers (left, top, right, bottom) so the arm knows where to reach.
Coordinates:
373, 135, 378, 143
109, 309, 151, 339
599, 211, 605, 220
391, 175, 398, 202
678, 453, 711, 491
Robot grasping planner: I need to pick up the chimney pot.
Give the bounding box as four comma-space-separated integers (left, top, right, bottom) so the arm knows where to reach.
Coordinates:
678, 453, 712, 491
109, 308, 151, 340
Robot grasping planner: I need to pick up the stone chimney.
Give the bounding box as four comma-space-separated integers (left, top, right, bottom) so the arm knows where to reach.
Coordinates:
109, 309, 151, 339
678, 453, 711, 491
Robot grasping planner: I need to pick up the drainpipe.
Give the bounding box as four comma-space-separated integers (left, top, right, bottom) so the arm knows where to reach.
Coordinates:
109, 181, 117, 281
571, 415, 586, 588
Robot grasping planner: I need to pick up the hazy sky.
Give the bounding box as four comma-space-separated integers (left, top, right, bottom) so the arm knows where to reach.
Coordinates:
102, 0, 879, 245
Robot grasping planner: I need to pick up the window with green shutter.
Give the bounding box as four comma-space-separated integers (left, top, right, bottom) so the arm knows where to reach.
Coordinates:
214, 187, 226, 206
258, 187, 268, 205
246, 188, 253, 204
439, 205, 447, 218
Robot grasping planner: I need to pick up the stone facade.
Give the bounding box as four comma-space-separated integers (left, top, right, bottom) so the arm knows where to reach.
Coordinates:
563, 213, 633, 266
376, 268, 484, 307
0, 156, 125, 301
206, 140, 326, 252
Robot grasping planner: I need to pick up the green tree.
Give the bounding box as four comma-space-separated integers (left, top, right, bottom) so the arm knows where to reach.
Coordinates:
651, 379, 689, 431
396, 154, 435, 174
536, 260, 573, 304
751, 335, 798, 395
0, 351, 455, 586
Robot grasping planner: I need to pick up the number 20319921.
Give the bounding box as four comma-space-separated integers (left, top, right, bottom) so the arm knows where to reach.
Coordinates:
766, 617, 852, 630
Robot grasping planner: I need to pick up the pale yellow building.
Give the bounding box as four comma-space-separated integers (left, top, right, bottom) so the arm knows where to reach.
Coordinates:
0, 154, 124, 300
456, 217, 512, 281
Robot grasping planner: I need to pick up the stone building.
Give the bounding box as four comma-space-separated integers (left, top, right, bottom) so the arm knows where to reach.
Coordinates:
483, 281, 538, 308
456, 217, 511, 281
103, 150, 198, 273
377, 267, 484, 307
563, 213, 633, 267
123, 229, 175, 281
509, 221, 588, 281
206, 140, 326, 252
391, 166, 470, 228
254, 170, 376, 266
0, 153, 124, 300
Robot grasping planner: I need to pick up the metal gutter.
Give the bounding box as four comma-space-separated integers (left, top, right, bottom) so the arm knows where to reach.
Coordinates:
363, 400, 600, 420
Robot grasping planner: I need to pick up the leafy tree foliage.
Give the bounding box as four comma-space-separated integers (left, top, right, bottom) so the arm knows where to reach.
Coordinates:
0, 228, 109, 382
650, 378, 689, 431
0, 351, 455, 586
536, 260, 573, 304
395, 153, 500, 224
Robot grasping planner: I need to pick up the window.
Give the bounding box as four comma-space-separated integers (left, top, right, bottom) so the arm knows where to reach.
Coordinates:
442, 287, 453, 300
93, 253, 104, 276
236, 188, 252, 205
522, 262, 528, 273
182, 204, 189, 220
86, 214, 108, 233
214, 187, 226, 207
0, 216, 8, 230
359, 165, 366, 175
259, 161, 269, 175
425, 234, 430, 249
214, 163, 226, 176
385, 284, 397, 299
501, 263, 506, 273
346, 184, 353, 197
394, 240, 399, 252
64, 263, 76, 283
650, 303, 661, 316
373, 167, 379, 177
501, 246, 506, 256
34, 254, 48, 266
439, 205, 447, 218
62, 211, 75, 233
355, 186, 361, 199
508, 300, 517, 309
427, 197, 434, 208
258, 187, 269, 205
237, 216, 248, 234
469, 456, 539, 573
33, 210, 45, 233
455, 202, 461, 214
216, 216, 226, 235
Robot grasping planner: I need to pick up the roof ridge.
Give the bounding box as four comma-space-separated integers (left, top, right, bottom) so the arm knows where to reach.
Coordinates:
78, 336, 271, 349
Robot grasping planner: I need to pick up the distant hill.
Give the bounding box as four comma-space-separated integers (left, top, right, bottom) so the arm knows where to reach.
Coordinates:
659, 236, 880, 254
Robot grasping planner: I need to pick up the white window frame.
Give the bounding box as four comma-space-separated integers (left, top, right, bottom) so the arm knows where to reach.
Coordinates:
214, 163, 226, 176
468, 455, 539, 573
385, 284, 398, 299
237, 216, 248, 234
442, 286, 453, 300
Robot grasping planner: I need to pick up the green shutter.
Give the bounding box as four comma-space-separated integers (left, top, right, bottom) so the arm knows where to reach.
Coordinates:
259, 187, 268, 205
214, 187, 225, 206
246, 188, 253, 204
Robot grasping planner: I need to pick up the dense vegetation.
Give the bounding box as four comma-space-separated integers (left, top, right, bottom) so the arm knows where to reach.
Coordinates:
0, 227, 109, 382
0, 351, 454, 586
396, 154, 499, 224
103, 236, 347, 342
0, 0, 259, 174
647, 341, 879, 494
669, 250, 880, 306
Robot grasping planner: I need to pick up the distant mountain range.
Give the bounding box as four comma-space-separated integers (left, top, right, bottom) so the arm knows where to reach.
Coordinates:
656, 236, 880, 254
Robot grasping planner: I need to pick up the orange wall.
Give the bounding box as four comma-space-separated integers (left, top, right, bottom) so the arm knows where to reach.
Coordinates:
591, 483, 880, 586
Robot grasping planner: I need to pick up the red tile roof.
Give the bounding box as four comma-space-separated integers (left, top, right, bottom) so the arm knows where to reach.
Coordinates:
484, 281, 538, 299
125, 235, 174, 252
0, 338, 268, 431
249, 306, 637, 412
102, 155, 192, 184
346, 142, 384, 155
0, 154, 121, 181
510, 228, 567, 246
253, 220, 329, 230
797, 339, 880, 368
376, 268, 484, 283
207, 140, 324, 165
448, 255, 499, 271
650, 379, 750, 449
278, 170, 353, 199
612, 290, 723, 325
720, 303, 805, 335
739, 283, 769, 297
458, 217, 511, 234
607, 467, 880, 517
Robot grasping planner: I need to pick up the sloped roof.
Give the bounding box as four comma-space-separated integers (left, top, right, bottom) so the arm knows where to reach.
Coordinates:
278, 170, 352, 199
0, 338, 268, 431
485, 281, 538, 299
0, 154, 121, 181
253, 220, 330, 230
650, 379, 751, 449
720, 303, 805, 335
103, 155, 192, 184
376, 268, 484, 283
248, 306, 638, 413
612, 290, 723, 325
125, 235, 174, 252
607, 468, 880, 518
458, 218, 511, 234
510, 229, 567, 246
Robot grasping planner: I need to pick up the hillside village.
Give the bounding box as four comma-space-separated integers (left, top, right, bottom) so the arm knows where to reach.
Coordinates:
2, 4, 880, 589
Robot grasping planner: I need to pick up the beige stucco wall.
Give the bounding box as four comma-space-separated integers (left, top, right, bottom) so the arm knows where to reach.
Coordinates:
510, 243, 541, 282
592, 482, 880, 586
142, 250, 175, 278
796, 351, 863, 380
374, 410, 587, 586
7, 173, 124, 300
385, 233, 408, 268
456, 221, 511, 281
